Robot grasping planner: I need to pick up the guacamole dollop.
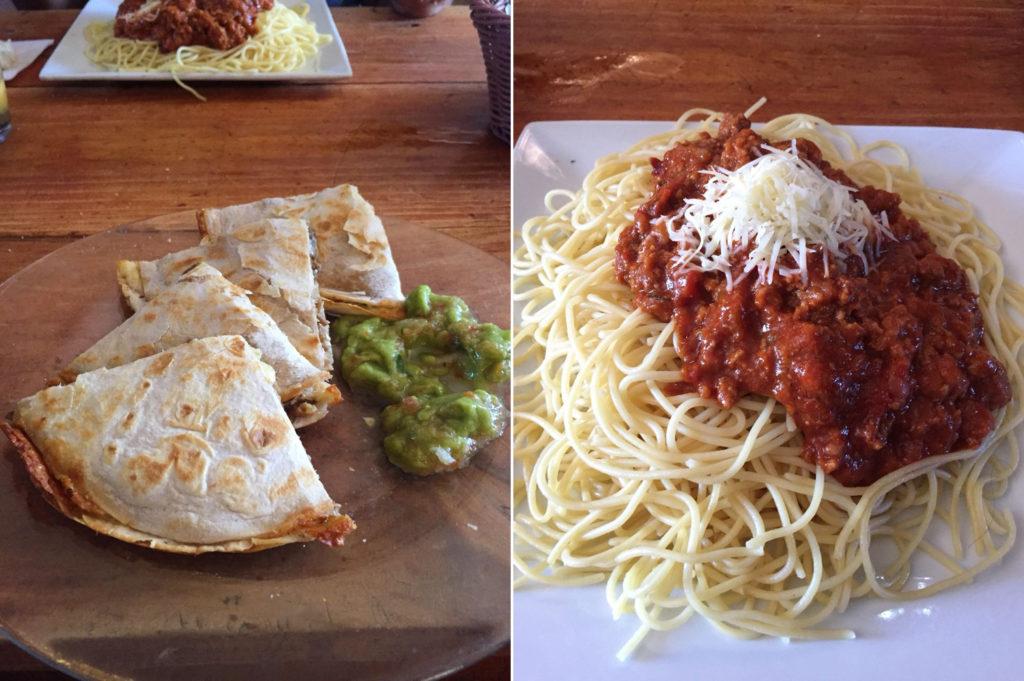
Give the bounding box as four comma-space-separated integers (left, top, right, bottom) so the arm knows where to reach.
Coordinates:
381, 390, 505, 476
332, 285, 511, 403
331, 285, 510, 476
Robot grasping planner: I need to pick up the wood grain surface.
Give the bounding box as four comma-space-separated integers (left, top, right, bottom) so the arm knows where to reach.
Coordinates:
514, 0, 1024, 135
0, 6, 510, 281
0, 6, 509, 680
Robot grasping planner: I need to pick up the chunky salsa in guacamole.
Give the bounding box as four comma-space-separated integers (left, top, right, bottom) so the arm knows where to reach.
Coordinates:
331, 285, 510, 476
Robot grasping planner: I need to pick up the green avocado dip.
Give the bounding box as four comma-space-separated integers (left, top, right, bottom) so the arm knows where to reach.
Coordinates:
381, 391, 505, 476
331, 285, 510, 476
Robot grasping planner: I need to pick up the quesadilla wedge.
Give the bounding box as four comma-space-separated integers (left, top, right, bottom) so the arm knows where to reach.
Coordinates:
196, 185, 405, 318
116, 217, 333, 373
64, 263, 340, 428
1, 336, 354, 554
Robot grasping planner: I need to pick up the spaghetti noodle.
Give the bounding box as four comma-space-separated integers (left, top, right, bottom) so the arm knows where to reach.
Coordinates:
512, 104, 1024, 657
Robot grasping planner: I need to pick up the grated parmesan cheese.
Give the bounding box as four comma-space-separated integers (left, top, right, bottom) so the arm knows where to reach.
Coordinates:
656, 141, 894, 288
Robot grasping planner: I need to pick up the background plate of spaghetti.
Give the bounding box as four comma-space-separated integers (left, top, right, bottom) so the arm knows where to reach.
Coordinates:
39, 0, 350, 82
512, 111, 1024, 681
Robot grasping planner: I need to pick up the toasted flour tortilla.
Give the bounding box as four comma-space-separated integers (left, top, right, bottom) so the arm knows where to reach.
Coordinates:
196, 185, 405, 317
2, 336, 354, 554
116, 217, 333, 373
65, 263, 340, 427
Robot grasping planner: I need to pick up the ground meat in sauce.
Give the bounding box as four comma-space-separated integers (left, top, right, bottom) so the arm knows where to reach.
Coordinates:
615, 113, 1012, 486
115, 0, 274, 53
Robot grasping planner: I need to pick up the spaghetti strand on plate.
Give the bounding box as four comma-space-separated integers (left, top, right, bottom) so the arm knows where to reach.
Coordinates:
512, 104, 1024, 657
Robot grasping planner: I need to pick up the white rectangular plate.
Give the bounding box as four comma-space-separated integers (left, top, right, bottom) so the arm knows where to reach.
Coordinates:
39, 0, 351, 82
513, 120, 1024, 681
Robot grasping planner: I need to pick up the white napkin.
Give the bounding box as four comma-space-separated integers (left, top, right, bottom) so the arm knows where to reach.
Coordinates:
1, 39, 55, 81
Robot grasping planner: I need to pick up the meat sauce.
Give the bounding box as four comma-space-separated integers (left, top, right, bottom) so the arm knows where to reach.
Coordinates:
615, 114, 1011, 486
115, 0, 274, 53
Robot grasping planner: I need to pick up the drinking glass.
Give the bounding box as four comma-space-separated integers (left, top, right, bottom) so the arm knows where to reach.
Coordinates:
0, 78, 11, 143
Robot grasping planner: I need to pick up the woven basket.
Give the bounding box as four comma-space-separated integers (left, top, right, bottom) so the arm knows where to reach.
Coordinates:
470, 0, 511, 143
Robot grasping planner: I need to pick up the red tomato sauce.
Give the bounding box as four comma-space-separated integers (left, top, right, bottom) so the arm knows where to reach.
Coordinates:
115, 0, 274, 53
615, 114, 1011, 486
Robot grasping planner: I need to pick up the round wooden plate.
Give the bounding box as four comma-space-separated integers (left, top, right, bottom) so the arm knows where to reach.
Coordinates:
0, 213, 510, 680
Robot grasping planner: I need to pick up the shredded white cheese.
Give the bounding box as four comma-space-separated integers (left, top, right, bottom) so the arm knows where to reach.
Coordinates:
121, 0, 163, 22
657, 141, 893, 288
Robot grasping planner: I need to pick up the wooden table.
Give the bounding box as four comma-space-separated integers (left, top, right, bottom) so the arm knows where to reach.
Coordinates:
0, 6, 509, 680
515, 0, 1024, 135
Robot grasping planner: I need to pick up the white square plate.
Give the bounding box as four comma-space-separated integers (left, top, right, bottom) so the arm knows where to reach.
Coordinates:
39, 0, 351, 82
513, 121, 1024, 681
